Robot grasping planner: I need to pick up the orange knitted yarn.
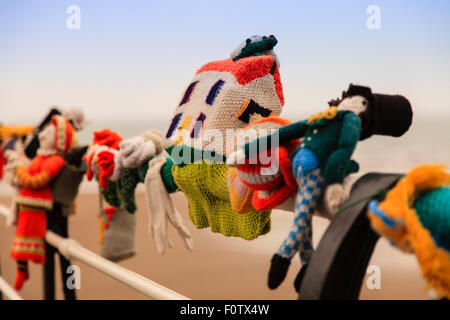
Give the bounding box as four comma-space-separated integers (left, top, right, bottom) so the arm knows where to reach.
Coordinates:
96, 151, 116, 189
369, 164, 450, 250
51, 115, 77, 152
86, 129, 123, 184
367, 164, 450, 298
92, 129, 122, 150
231, 116, 299, 211
252, 144, 298, 211
228, 167, 255, 214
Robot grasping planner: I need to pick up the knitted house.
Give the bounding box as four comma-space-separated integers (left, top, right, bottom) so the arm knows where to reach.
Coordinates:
153, 36, 286, 242
163, 47, 284, 163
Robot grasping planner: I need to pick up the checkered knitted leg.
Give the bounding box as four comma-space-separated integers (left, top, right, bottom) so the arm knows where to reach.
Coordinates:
267, 168, 324, 290
277, 168, 324, 262
299, 219, 313, 265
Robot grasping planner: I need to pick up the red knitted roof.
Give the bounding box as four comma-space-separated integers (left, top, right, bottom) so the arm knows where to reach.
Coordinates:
196, 56, 284, 105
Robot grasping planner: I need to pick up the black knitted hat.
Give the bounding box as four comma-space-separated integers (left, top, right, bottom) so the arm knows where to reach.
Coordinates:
343, 84, 413, 140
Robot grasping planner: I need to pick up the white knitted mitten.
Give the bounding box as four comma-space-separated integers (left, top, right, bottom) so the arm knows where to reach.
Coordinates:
119, 129, 163, 168
144, 157, 193, 254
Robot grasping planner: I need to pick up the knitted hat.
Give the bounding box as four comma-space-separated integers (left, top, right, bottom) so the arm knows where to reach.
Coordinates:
63, 107, 89, 131
332, 84, 413, 140
163, 35, 284, 160
51, 115, 77, 152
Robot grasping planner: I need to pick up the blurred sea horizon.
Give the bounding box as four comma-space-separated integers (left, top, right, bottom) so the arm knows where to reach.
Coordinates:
1, 114, 449, 195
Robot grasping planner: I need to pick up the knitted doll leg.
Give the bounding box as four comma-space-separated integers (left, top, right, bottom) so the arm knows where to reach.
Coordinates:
299, 213, 314, 265
14, 260, 29, 291
277, 168, 324, 261
268, 168, 324, 290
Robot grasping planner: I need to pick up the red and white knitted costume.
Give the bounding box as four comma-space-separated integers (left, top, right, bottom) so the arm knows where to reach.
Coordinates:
11, 155, 65, 263
10, 115, 76, 290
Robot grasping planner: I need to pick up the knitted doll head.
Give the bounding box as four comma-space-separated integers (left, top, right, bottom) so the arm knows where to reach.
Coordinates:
163, 35, 284, 163
38, 115, 77, 154
329, 84, 413, 140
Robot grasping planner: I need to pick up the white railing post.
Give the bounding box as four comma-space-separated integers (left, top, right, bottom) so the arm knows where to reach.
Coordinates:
0, 203, 189, 300
45, 231, 189, 300
0, 276, 23, 300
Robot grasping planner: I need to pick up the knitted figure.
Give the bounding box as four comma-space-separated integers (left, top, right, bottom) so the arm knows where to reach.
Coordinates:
3, 110, 87, 298
367, 164, 450, 299
9, 115, 77, 290
86, 129, 152, 261
135, 35, 284, 253
43, 145, 87, 300
99, 35, 285, 254
86, 129, 150, 214
228, 84, 413, 289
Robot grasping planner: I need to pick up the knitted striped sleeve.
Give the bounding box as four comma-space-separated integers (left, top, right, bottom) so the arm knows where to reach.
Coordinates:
16, 155, 65, 189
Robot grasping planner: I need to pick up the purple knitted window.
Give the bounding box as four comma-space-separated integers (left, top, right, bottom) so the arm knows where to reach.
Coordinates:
205, 80, 225, 105
190, 113, 206, 139
179, 81, 198, 106
166, 113, 182, 138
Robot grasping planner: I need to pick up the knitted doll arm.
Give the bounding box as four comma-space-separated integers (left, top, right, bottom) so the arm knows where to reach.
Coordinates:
101, 180, 122, 208
16, 155, 65, 189
228, 120, 308, 166
160, 157, 179, 194
323, 112, 361, 184
118, 168, 140, 213
245, 120, 308, 159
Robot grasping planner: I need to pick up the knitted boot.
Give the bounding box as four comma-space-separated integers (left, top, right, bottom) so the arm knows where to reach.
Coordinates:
268, 254, 290, 289
294, 263, 309, 293
14, 260, 29, 290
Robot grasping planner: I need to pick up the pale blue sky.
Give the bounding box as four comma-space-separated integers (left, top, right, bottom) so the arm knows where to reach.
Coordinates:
1, 0, 450, 126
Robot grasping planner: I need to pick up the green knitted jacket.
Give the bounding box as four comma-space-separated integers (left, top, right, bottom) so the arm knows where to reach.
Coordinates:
244, 110, 361, 184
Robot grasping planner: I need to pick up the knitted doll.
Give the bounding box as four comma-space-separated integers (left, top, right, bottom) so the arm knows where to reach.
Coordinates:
113, 35, 286, 254
7, 108, 88, 299
227, 84, 413, 289
367, 164, 450, 299
45, 145, 86, 300
9, 115, 77, 290
86, 129, 153, 261
0, 125, 34, 226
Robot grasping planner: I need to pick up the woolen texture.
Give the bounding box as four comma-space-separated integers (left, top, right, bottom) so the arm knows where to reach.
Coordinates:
172, 162, 271, 240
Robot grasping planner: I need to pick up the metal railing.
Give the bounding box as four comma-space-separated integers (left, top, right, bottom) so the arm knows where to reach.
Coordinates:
0, 276, 23, 300
0, 203, 189, 300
